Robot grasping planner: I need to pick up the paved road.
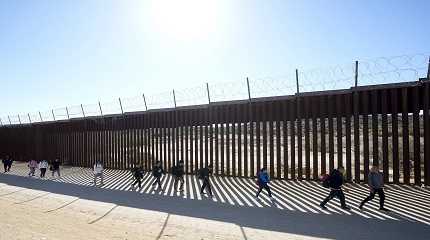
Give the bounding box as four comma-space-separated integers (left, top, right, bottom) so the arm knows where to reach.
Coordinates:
0, 162, 429, 239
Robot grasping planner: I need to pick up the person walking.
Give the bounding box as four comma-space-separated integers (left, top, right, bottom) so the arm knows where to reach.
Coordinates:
1, 156, 7, 173
28, 159, 38, 177
151, 161, 164, 190
6, 156, 13, 172
320, 166, 351, 210
359, 165, 389, 211
255, 168, 273, 199
93, 160, 104, 186
39, 159, 48, 178
51, 158, 61, 178
131, 165, 145, 189
199, 164, 213, 197
173, 160, 185, 192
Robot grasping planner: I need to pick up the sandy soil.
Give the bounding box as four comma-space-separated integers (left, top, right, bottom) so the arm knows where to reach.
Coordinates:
1, 163, 429, 240
0, 183, 327, 240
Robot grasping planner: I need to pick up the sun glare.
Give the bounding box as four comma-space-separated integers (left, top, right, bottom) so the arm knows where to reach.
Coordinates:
151, 0, 218, 41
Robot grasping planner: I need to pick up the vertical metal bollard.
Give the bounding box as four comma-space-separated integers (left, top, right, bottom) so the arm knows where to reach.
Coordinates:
295, 69, 302, 180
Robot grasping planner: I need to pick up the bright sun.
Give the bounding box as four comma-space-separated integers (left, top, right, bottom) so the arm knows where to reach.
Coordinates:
151, 0, 218, 41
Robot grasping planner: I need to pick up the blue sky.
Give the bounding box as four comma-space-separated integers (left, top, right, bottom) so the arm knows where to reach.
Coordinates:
0, 0, 429, 120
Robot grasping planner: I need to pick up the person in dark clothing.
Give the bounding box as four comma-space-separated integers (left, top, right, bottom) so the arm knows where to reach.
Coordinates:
6, 156, 13, 172
255, 168, 273, 199
320, 166, 351, 210
131, 165, 145, 189
51, 158, 61, 177
199, 164, 213, 197
359, 166, 389, 211
2, 155, 8, 173
151, 161, 164, 190
173, 160, 185, 192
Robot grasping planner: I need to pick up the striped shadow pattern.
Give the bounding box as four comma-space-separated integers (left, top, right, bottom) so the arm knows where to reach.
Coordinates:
3, 162, 430, 226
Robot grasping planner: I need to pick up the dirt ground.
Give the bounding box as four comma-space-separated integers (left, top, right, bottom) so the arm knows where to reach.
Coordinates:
1, 163, 430, 240
0, 183, 328, 240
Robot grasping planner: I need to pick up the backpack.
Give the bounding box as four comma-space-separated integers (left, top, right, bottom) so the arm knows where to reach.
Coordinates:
152, 167, 160, 177
134, 168, 144, 178
171, 166, 178, 176
321, 174, 330, 188
255, 172, 262, 185
197, 168, 204, 179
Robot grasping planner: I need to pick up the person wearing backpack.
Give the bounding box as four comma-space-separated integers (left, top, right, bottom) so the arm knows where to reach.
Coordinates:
359, 165, 389, 211
319, 166, 351, 210
173, 160, 185, 192
39, 159, 49, 178
320, 173, 331, 188
93, 160, 104, 186
255, 168, 273, 199
131, 165, 145, 189
28, 159, 38, 177
151, 161, 164, 190
199, 164, 213, 197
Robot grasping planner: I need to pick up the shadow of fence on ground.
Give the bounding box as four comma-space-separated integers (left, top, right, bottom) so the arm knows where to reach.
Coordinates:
1, 162, 430, 239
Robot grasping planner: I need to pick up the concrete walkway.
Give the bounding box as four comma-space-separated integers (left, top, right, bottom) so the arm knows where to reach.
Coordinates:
0, 162, 429, 239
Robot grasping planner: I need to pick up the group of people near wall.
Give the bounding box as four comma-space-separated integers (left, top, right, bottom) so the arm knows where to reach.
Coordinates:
88, 160, 389, 211
1, 156, 61, 178
27, 158, 61, 178
319, 165, 389, 211
2, 155, 389, 212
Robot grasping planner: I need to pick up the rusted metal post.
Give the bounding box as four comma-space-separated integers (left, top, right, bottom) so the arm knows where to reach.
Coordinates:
119, 98, 124, 114
142, 93, 148, 110
206, 83, 211, 104
98, 101, 103, 115
172, 89, 177, 108
424, 56, 430, 186
246, 77, 251, 101
355, 61, 359, 87
28, 113, 31, 124
39, 111, 43, 122
66, 107, 70, 119
51, 110, 56, 121
295, 69, 301, 180
81, 104, 86, 117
